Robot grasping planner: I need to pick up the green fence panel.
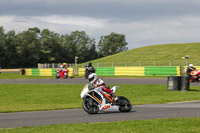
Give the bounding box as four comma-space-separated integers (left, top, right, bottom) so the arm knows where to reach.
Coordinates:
32, 69, 40, 76
52, 68, 57, 76
96, 67, 115, 76
145, 66, 178, 76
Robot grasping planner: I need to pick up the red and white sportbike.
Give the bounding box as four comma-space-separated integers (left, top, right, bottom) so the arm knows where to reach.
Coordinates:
190, 69, 200, 82
81, 84, 132, 114
56, 68, 69, 79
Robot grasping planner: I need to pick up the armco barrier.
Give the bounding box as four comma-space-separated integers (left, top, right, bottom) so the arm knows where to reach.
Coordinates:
25, 69, 32, 76
115, 67, 145, 76
78, 68, 85, 76
32, 69, 40, 76
40, 69, 52, 76
25, 68, 74, 76
1, 69, 19, 72
78, 66, 180, 76
96, 67, 115, 76
184, 66, 200, 71
145, 66, 180, 76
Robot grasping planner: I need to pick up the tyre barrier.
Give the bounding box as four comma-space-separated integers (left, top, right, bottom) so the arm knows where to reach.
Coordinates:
167, 76, 190, 91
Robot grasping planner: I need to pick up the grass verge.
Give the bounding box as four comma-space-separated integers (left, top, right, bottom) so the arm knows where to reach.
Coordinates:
0, 118, 200, 133
0, 84, 200, 113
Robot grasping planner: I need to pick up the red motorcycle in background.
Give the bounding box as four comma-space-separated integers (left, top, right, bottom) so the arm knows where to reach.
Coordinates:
56, 68, 69, 79
190, 69, 200, 82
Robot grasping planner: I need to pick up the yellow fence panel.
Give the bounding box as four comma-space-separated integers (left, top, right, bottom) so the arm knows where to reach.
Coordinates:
40, 69, 52, 76
68, 68, 74, 77
78, 68, 85, 76
25, 69, 32, 76
176, 67, 181, 76
115, 67, 145, 76
184, 66, 200, 72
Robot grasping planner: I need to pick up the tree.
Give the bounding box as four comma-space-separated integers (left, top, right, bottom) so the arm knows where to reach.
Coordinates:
63, 31, 98, 63
16, 27, 41, 67
4, 30, 18, 68
0, 26, 6, 67
40, 29, 62, 63
1, 26, 119, 68
98, 32, 128, 57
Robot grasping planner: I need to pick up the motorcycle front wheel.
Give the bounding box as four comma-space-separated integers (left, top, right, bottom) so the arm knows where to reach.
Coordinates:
56, 72, 60, 79
118, 96, 132, 112
82, 97, 99, 114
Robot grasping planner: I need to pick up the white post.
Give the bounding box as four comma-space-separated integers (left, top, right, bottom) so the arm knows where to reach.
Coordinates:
75, 56, 78, 75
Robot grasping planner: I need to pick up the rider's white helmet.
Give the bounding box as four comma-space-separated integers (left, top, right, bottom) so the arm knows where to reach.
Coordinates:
88, 73, 98, 84
189, 64, 193, 68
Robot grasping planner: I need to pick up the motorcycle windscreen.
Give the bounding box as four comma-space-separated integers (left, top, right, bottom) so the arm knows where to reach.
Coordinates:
88, 91, 102, 104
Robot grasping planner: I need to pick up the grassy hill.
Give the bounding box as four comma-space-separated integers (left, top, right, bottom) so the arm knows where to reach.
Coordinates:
79, 42, 200, 67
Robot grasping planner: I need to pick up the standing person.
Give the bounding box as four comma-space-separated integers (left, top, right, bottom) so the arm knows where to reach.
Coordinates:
88, 73, 118, 101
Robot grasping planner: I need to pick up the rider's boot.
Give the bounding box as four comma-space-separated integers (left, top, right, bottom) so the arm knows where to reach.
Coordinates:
111, 92, 118, 101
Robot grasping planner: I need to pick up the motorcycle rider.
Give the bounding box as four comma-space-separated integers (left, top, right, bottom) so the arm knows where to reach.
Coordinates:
88, 73, 118, 101
60, 63, 67, 71
186, 64, 196, 78
85, 62, 95, 79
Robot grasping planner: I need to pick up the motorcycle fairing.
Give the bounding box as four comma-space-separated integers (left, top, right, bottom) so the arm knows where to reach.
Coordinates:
88, 91, 102, 104
101, 92, 113, 103
86, 90, 112, 110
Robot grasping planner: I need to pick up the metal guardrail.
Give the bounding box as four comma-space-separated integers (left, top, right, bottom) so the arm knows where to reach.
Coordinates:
1, 69, 19, 73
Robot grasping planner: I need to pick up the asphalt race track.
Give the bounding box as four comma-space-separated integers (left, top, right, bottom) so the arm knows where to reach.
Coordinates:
0, 101, 200, 128
0, 78, 167, 84
0, 78, 200, 86
0, 78, 200, 129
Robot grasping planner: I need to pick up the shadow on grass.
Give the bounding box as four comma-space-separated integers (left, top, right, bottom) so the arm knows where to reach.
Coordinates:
189, 89, 200, 91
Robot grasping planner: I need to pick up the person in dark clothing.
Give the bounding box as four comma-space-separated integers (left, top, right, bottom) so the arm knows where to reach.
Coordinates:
85, 62, 95, 79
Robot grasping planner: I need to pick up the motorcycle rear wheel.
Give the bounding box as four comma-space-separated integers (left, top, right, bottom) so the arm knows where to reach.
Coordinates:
64, 73, 68, 79
82, 97, 99, 114
118, 96, 132, 112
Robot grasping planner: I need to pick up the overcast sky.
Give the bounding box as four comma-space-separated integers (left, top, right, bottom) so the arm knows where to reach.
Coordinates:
1, 0, 200, 49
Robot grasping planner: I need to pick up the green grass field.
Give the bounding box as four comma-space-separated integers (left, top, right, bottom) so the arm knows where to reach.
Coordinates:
0, 118, 200, 133
80, 42, 200, 67
0, 84, 200, 113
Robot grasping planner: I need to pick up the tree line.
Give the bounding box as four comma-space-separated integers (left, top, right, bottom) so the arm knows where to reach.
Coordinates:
0, 26, 128, 68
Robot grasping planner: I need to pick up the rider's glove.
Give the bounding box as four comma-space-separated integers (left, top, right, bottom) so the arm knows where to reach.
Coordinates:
90, 84, 95, 90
